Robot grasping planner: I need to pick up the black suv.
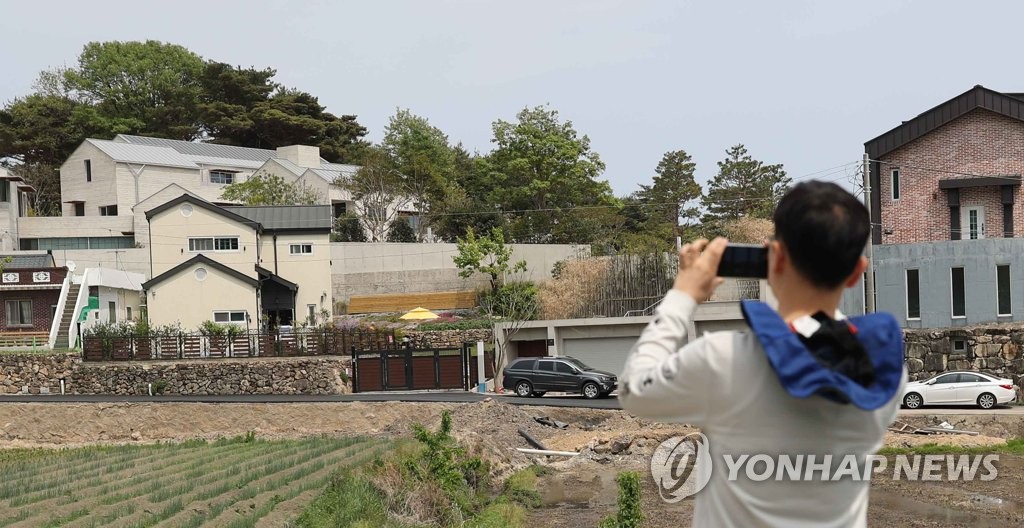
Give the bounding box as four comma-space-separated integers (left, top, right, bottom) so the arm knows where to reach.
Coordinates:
502, 356, 617, 399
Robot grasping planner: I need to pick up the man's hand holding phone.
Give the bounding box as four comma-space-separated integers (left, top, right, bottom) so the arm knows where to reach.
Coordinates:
673, 237, 728, 302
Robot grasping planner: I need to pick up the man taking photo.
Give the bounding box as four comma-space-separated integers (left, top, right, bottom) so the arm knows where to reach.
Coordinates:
619, 181, 906, 527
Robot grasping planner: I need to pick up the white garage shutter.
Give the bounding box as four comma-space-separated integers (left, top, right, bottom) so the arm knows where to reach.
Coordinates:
561, 336, 638, 374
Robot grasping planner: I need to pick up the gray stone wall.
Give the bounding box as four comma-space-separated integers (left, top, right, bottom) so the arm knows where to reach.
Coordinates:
0, 354, 352, 396
405, 329, 492, 349
904, 325, 1024, 382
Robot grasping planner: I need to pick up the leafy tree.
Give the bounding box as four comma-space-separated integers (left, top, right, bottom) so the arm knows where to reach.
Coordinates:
198, 62, 277, 143
639, 150, 702, 233
386, 216, 417, 242
219, 171, 321, 205
453, 227, 525, 296
62, 40, 206, 140
339, 147, 411, 242
701, 144, 790, 235
381, 108, 456, 234
483, 106, 614, 243
332, 213, 368, 242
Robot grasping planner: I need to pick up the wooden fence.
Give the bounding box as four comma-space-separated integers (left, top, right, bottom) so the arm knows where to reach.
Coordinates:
82, 329, 397, 362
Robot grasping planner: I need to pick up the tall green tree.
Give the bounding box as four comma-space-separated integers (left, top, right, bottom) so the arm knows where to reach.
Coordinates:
220, 171, 322, 205
483, 106, 614, 243
381, 109, 456, 233
639, 150, 702, 233
62, 40, 207, 140
701, 144, 790, 234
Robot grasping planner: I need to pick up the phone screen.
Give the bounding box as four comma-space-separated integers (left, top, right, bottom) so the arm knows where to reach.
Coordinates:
716, 244, 768, 279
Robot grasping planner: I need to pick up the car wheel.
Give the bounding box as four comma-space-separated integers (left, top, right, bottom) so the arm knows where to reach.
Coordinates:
903, 392, 923, 409
582, 382, 600, 400
531, 391, 546, 398
515, 381, 533, 398
977, 392, 997, 410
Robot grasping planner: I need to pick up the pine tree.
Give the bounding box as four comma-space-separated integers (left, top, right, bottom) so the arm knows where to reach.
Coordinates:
701, 144, 790, 235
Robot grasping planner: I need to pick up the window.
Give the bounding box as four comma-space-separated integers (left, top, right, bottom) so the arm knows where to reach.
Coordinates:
189, 237, 239, 252
0, 182, 8, 202
555, 362, 576, 374
332, 202, 347, 219
951, 267, 966, 318
213, 311, 247, 324
74, 203, 85, 216
934, 374, 958, 384
289, 243, 313, 255
214, 237, 239, 251
85, 159, 91, 182
99, 205, 118, 216
952, 339, 966, 352
126, 306, 132, 321
538, 360, 557, 372
5, 300, 32, 326
108, 301, 116, 323
998, 265, 1012, 316
906, 269, 920, 320
209, 170, 235, 185
891, 169, 900, 200
960, 373, 985, 383
307, 304, 316, 324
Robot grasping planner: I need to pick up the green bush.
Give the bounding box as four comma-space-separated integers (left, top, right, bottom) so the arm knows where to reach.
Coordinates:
501, 467, 541, 508
482, 281, 539, 320
599, 471, 644, 528
416, 318, 494, 331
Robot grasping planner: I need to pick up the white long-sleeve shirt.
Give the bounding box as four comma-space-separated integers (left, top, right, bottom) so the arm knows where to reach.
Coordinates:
619, 290, 906, 528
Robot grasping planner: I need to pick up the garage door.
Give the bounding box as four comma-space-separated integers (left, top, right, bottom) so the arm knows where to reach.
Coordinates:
561, 336, 637, 374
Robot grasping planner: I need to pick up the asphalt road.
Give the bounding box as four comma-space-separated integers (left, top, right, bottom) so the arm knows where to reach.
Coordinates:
0, 392, 623, 409
0, 393, 1018, 414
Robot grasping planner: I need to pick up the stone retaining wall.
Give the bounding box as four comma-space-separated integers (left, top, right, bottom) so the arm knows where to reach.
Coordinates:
0, 354, 352, 396
904, 325, 1024, 382
405, 329, 492, 349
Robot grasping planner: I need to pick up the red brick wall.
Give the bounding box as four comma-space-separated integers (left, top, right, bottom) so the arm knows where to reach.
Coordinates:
878, 109, 1024, 244
0, 289, 60, 332
0, 267, 67, 332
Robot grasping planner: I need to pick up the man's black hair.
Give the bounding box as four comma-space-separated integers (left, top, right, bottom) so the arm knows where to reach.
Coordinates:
773, 181, 870, 289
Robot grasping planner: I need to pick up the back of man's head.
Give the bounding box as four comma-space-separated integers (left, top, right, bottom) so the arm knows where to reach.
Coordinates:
773, 181, 870, 289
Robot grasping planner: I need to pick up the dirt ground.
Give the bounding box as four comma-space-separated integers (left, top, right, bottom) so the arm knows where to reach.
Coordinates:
0, 400, 1021, 526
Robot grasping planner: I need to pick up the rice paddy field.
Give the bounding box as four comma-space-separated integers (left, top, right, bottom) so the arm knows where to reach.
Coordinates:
0, 435, 386, 528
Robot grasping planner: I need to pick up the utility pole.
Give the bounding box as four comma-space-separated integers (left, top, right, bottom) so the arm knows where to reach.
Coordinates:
862, 153, 875, 313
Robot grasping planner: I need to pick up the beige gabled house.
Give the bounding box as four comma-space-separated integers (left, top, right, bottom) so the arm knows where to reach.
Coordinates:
141, 194, 332, 330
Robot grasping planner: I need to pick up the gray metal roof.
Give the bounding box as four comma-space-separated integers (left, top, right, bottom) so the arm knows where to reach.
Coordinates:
115, 135, 280, 163
272, 158, 307, 177
87, 140, 198, 169
0, 253, 56, 269
224, 205, 333, 231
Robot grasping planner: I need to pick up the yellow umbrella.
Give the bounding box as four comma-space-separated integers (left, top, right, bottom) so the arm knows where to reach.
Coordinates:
399, 307, 439, 320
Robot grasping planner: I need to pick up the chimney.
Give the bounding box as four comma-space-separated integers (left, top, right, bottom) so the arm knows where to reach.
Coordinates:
276, 145, 321, 169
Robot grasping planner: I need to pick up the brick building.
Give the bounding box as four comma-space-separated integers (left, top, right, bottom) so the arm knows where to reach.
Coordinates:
0, 253, 67, 333
863, 86, 1024, 328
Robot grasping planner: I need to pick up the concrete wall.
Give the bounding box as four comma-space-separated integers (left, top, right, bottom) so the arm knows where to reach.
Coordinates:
18, 215, 135, 239
50, 249, 151, 277
873, 239, 1024, 328
330, 242, 588, 301
0, 172, 23, 252
60, 142, 118, 217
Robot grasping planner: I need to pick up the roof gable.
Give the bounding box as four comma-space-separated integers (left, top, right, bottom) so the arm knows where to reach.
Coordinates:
866, 85, 1024, 159
145, 194, 261, 230
142, 254, 258, 290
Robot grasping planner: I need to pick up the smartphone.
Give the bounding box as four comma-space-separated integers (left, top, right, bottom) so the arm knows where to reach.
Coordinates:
716, 243, 768, 279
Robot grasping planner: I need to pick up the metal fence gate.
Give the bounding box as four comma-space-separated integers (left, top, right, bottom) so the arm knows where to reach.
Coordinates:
351, 345, 471, 392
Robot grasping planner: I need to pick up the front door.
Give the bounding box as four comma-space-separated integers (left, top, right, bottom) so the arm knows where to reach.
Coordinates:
962, 206, 985, 239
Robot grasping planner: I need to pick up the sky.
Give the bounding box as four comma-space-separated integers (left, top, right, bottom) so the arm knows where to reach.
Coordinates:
1, 0, 1022, 196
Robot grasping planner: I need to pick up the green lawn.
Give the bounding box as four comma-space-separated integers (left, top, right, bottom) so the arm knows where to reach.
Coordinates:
0, 435, 386, 527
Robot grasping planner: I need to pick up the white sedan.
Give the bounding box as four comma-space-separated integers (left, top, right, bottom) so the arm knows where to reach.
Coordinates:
902, 371, 1017, 410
